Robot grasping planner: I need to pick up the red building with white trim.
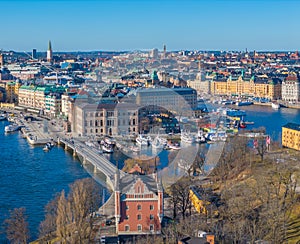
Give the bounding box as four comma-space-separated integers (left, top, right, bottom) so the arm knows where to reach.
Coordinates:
114, 172, 163, 235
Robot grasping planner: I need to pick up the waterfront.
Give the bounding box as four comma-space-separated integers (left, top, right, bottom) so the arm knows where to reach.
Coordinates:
0, 104, 300, 242
0, 120, 93, 242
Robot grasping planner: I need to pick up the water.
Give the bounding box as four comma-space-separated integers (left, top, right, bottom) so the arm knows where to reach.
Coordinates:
234, 105, 300, 141
0, 120, 92, 242
0, 105, 300, 242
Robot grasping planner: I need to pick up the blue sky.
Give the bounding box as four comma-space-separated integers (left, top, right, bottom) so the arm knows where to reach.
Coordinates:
0, 0, 299, 51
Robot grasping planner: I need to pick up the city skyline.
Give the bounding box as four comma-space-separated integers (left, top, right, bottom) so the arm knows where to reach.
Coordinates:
0, 0, 300, 52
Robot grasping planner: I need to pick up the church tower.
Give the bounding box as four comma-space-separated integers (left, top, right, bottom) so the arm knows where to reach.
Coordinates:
47, 40, 53, 62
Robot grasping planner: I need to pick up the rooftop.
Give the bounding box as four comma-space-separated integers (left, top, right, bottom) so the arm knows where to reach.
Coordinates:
282, 123, 300, 131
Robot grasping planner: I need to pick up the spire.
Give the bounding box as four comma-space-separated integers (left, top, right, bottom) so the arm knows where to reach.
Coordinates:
48, 40, 52, 51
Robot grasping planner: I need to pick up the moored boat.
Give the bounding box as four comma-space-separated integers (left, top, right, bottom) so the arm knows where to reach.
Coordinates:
4, 124, 21, 133
271, 102, 280, 110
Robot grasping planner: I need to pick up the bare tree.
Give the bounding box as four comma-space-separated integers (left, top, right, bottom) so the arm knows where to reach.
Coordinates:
4, 207, 29, 244
39, 194, 60, 242
56, 190, 71, 244
68, 178, 101, 243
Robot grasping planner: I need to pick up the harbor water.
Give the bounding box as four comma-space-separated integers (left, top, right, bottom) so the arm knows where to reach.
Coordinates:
0, 104, 300, 241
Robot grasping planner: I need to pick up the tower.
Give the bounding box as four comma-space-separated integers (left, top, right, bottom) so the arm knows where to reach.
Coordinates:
32, 49, 37, 60
163, 44, 166, 59
47, 40, 53, 62
0, 53, 4, 67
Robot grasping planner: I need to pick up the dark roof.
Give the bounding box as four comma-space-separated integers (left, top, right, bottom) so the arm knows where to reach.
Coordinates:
282, 123, 300, 131
179, 236, 209, 244
119, 174, 162, 195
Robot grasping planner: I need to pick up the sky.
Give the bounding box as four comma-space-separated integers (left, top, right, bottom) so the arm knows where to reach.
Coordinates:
0, 0, 299, 52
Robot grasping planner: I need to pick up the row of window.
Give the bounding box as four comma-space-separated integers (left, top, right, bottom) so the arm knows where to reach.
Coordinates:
124, 224, 155, 232
125, 214, 154, 220
126, 204, 154, 210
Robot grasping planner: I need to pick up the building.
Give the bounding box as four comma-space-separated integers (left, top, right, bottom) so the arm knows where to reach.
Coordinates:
32, 49, 37, 60
47, 40, 53, 63
18, 85, 65, 114
0, 53, 4, 67
210, 75, 282, 100
114, 173, 163, 235
149, 48, 159, 59
136, 87, 197, 114
5, 80, 21, 103
45, 93, 62, 118
282, 123, 300, 151
282, 73, 300, 102
69, 102, 139, 136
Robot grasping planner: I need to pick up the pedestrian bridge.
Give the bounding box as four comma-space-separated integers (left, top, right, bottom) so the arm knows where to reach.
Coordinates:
58, 138, 125, 191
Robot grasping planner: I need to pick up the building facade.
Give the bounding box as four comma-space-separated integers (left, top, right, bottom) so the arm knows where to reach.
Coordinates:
136, 87, 197, 113
114, 173, 163, 235
69, 102, 139, 136
282, 123, 300, 151
282, 73, 300, 102
210, 75, 282, 100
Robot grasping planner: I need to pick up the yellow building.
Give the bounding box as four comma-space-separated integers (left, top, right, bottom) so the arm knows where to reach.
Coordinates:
5, 81, 21, 103
189, 187, 210, 214
210, 75, 281, 100
282, 123, 300, 151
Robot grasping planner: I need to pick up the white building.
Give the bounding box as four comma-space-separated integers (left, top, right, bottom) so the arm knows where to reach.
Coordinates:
282, 73, 300, 102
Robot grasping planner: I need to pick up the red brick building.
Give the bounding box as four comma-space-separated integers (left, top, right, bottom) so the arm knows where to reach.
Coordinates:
114, 172, 163, 235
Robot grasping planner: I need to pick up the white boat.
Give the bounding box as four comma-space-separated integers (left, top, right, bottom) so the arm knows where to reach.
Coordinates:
151, 136, 166, 149
0, 114, 6, 121
271, 102, 280, 110
102, 143, 114, 153
4, 124, 20, 133
196, 130, 206, 143
166, 142, 181, 150
180, 132, 195, 144
43, 145, 50, 151
136, 135, 150, 146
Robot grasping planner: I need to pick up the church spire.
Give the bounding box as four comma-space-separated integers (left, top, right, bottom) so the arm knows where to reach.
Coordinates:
47, 40, 53, 62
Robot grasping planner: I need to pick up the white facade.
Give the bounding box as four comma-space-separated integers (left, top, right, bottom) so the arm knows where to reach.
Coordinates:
282, 75, 300, 102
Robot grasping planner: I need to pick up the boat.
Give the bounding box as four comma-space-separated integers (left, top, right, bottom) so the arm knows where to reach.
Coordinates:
180, 132, 195, 144
239, 121, 247, 128
271, 102, 280, 110
101, 143, 114, 153
151, 136, 167, 149
196, 130, 206, 143
0, 114, 6, 121
166, 141, 181, 150
236, 101, 253, 106
136, 134, 150, 146
43, 142, 52, 152
205, 130, 227, 142
4, 124, 20, 133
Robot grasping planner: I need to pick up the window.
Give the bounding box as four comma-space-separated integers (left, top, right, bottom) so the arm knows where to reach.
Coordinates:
125, 215, 129, 220
150, 205, 154, 210
150, 224, 154, 231
137, 214, 141, 220
137, 205, 141, 210
150, 214, 154, 220
125, 225, 130, 232
137, 224, 142, 232
126, 205, 129, 210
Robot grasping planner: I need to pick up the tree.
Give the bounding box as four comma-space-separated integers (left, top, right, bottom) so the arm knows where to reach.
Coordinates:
168, 177, 192, 220
56, 190, 71, 244
68, 178, 101, 243
39, 194, 60, 242
4, 207, 29, 244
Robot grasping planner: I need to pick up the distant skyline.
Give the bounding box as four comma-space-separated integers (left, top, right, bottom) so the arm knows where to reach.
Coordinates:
0, 0, 300, 52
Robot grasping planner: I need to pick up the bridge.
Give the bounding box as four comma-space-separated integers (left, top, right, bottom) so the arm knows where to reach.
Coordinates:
58, 138, 125, 191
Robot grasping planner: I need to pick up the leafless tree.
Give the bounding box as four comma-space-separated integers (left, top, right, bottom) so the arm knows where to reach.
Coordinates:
4, 207, 29, 244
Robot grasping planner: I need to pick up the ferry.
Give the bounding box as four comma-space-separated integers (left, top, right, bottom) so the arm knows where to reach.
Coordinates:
4, 124, 21, 133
